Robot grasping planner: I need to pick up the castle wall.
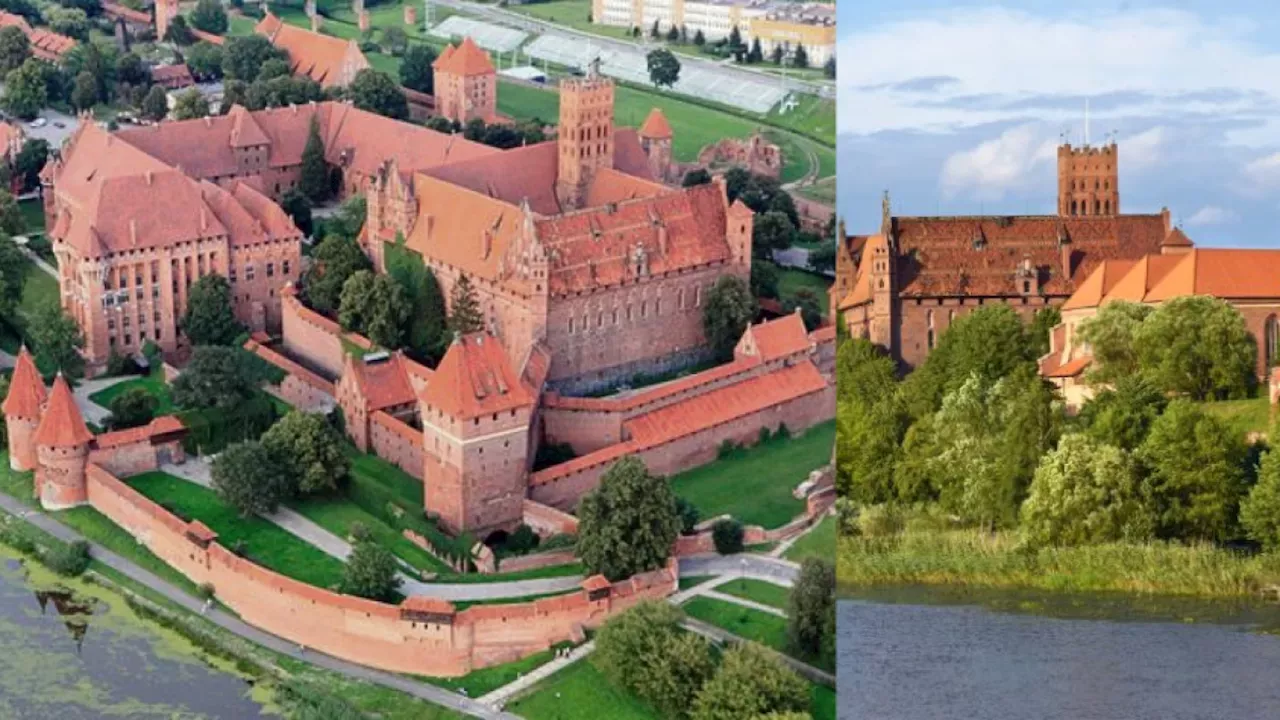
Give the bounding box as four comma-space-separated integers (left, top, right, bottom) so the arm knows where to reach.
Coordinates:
83, 463, 675, 677
370, 410, 426, 480
894, 295, 1055, 370
522, 498, 579, 537
281, 291, 347, 379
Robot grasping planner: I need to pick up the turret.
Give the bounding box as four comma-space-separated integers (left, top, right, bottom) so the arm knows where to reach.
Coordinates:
3, 347, 46, 472
556, 62, 615, 209
33, 374, 94, 510
638, 108, 673, 182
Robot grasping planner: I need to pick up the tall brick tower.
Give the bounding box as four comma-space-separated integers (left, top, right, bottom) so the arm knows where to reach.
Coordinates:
556, 61, 615, 209
1058, 141, 1119, 217
432, 37, 497, 124
155, 0, 180, 42
638, 108, 673, 183
3, 347, 46, 472
419, 333, 535, 537
33, 374, 93, 510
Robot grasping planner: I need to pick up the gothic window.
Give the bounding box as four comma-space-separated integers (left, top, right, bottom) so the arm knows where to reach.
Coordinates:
1071, 200, 1078, 216
1267, 315, 1280, 369
1094, 200, 1101, 214
926, 310, 935, 350
1104, 200, 1111, 214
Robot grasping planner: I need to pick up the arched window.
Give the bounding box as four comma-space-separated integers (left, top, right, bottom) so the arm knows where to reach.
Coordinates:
926, 309, 935, 350
1267, 315, 1280, 369
1071, 200, 1078, 216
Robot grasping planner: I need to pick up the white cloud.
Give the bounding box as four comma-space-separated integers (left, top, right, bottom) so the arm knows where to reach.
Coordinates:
1185, 205, 1239, 226
939, 124, 1057, 200
1121, 126, 1170, 171
1241, 151, 1280, 194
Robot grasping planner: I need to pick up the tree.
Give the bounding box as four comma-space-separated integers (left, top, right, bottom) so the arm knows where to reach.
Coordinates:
172, 345, 257, 411
381, 26, 409, 56
823, 56, 835, 79
222, 34, 284, 81
594, 600, 715, 719
0, 25, 29, 74
45, 6, 90, 42
788, 557, 835, 666
711, 518, 743, 554
691, 643, 809, 720
682, 168, 712, 187
212, 441, 293, 516
750, 261, 778, 301
4, 59, 48, 119
190, 0, 228, 35
576, 455, 680, 581
341, 537, 401, 600
261, 410, 351, 495
1134, 295, 1256, 401
141, 84, 169, 121
783, 288, 823, 331
665, 25, 679, 43
0, 239, 23, 320
646, 48, 681, 88
114, 51, 147, 87
27, 302, 84, 379
70, 70, 97, 111
807, 239, 835, 276
770, 45, 784, 65
1137, 400, 1246, 542
182, 275, 243, 346
792, 44, 809, 69
1021, 433, 1148, 547
385, 244, 448, 362
0, 189, 20, 236
163, 14, 195, 46
280, 188, 313, 237
747, 38, 763, 64
650, 18, 661, 39
399, 43, 435, 93
728, 25, 743, 50
14, 138, 48, 191
448, 273, 484, 335
108, 387, 158, 430
1028, 306, 1061, 357
350, 68, 408, 119
339, 270, 410, 348
702, 275, 755, 361
299, 116, 329, 202
1241, 440, 1280, 550
172, 87, 210, 120
186, 41, 224, 80
302, 234, 371, 315
331, 196, 368, 240
752, 211, 796, 259
1076, 300, 1152, 384
693, 29, 705, 46
1079, 375, 1167, 451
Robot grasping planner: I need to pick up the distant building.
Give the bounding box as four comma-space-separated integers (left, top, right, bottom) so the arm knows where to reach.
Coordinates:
432, 37, 503, 125
255, 12, 371, 89
151, 63, 195, 91
0, 10, 77, 63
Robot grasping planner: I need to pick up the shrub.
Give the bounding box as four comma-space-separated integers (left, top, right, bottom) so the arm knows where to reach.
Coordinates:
503, 524, 540, 556
717, 439, 739, 459
197, 582, 216, 600
47, 540, 91, 577
676, 496, 701, 535
712, 519, 744, 554
855, 503, 904, 538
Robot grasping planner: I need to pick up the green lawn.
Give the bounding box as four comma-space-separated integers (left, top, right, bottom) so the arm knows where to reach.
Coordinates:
784, 514, 833, 564
0, 252, 60, 355
812, 684, 836, 720
126, 471, 348, 590
683, 595, 789, 652
773, 263, 833, 314
89, 367, 174, 413
716, 577, 791, 610
0, 453, 34, 506
18, 199, 44, 235
678, 574, 717, 591
508, 660, 660, 720
424, 641, 574, 697
669, 421, 834, 528
290, 492, 451, 575
1200, 396, 1271, 436
795, 176, 837, 206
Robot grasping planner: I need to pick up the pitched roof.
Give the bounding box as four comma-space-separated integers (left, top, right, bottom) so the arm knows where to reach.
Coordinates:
1060, 259, 1136, 311
347, 352, 418, 411
638, 108, 673, 139
2, 347, 45, 419
419, 333, 534, 420
150, 63, 194, 88
838, 233, 885, 309
254, 12, 370, 88
0, 11, 76, 60
34, 375, 93, 448
432, 37, 494, 76
93, 416, 186, 450
1099, 253, 1183, 305
1146, 248, 1280, 302
740, 312, 810, 362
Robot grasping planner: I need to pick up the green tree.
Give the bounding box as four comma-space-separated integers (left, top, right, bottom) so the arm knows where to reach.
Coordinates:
141, 84, 169, 121
186, 41, 224, 80
70, 70, 97, 111
712, 518, 743, 554
0, 232, 26, 319
747, 38, 764, 64
752, 210, 796, 258
381, 26, 409, 56
1241, 439, 1280, 550
350, 68, 408, 119
576, 456, 680, 581
164, 14, 195, 45
0, 189, 21, 236
447, 273, 484, 335
172, 87, 210, 120
182, 274, 243, 346
190, 0, 228, 34
1079, 375, 1167, 451
788, 557, 835, 666
172, 345, 257, 411
261, 411, 350, 495
646, 48, 681, 88
675, 496, 700, 534
1021, 433, 1148, 546
1137, 400, 1246, 542
793, 44, 809, 69
302, 234, 372, 315
703, 274, 755, 361
299, 116, 329, 202
386, 242, 448, 362
1028, 306, 1062, 357
341, 538, 401, 600
339, 270, 410, 348
256, 57, 291, 83
222, 34, 285, 81
594, 600, 715, 719
807, 242, 836, 275
1076, 300, 1152, 384
751, 261, 779, 300
782, 289, 823, 331
1134, 295, 1257, 400
212, 442, 292, 517
0, 25, 29, 74
823, 56, 835, 79
114, 51, 146, 87
27, 302, 84, 379
692, 643, 809, 720
4, 59, 48, 119
279, 188, 313, 237
682, 168, 712, 187
108, 387, 158, 430
14, 138, 48, 191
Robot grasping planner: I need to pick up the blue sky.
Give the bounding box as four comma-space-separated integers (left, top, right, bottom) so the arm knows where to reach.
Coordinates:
837, 1, 1280, 247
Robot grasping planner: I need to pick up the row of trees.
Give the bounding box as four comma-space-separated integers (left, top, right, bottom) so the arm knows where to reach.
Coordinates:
838, 298, 1280, 550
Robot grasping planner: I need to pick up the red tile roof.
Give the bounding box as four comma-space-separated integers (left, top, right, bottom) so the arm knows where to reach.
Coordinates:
0, 11, 77, 61
93, 416, 186, 450
638, 108, 673, 139
419, 333, 534, 420
34, 375, 93, 448
1060, 259, 1136, 311
582, 575, 610, 592
401, 596, 456, 614
347, 352, 418, 411
741, 312, 809, 362
432, 37, 494, 76
102, 2, 149, 24
1041, 353, 1092, 378
255, 12, 370, 88
2, 347, 45, 419
1146, 249, 1280, 302
150, 63, 194, 89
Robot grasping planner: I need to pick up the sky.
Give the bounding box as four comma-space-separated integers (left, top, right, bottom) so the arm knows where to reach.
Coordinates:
837, 0, 1280, 247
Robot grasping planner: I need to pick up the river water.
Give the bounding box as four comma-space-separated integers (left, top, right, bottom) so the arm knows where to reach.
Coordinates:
0, 554, 269, 719
838, 586, 1280, 720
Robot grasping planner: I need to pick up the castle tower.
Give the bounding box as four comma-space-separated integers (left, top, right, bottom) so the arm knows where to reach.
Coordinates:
726, 194, 754, 271
336, 353, 371, 452
556, 62, 614, 209
33, 374, 94, 510
637, 108, 673, 182
431, 37, 497, 125
419, 333, 534, 537
155, 0, 180, 41
1058, 141, 1119, 217
3, 347, 47, 472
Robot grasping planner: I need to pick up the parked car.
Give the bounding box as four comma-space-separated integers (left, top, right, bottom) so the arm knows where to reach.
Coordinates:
53, 121, 65, 128
28, 117, 46, 128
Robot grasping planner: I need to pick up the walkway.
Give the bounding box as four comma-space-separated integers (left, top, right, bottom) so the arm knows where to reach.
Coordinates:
700, 588, 788, 618
678, 553, 800, 587
477, 640, 597, 711
771, 508, 831, 559
680, 616, 834, 686
71, 374, 134, 425
0, 492, 519, 720
159, 459, 585, 601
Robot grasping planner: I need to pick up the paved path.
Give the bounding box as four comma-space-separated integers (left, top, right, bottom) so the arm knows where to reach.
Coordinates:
771, 508, 831, 559
478, 640, 596, 710
71, 374, 133, 425
680, 617, 834, 686
700, 588, 788, 618
160, 459, 585, 601
772, 246, 812, 271
0, 492, 519, 720
678, 553, 800, 587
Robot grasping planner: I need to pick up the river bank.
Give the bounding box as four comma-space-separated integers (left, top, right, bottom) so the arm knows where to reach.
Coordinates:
838, 529, 1280, 599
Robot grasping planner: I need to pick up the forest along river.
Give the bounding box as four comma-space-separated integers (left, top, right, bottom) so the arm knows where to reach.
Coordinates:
838, 585, 1280, 720
0, 552, 269, 719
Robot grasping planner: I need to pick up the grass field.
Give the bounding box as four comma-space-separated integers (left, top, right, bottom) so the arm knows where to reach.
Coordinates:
127, 471, 348, 590
508, 660, 661, 720
18, 200, 44, 235
716, 577, 791, 610
795, 176, 836, 205
1200, 396, 1271, 436
89, 367, 174, 413
290, 492, 448, 575
683, 595, 790, 652
678, 574, 716, 590
772, 262, 833, 314
785, 514, 834, 564
507, 0, 633, 39
669, 420, 834, 528
425, 641, 574, 697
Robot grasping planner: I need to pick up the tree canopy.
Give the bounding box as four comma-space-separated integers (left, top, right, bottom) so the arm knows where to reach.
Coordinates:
211, 440, 293, 517
576, 456, 680, 581
261, 411, 350, 495
303, 234, 372, 315
702, 275, 755, 361
172, 346, 258, 411
350, 69, 408, 119
182, 275, 244, 347
646, 48, 681, 88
